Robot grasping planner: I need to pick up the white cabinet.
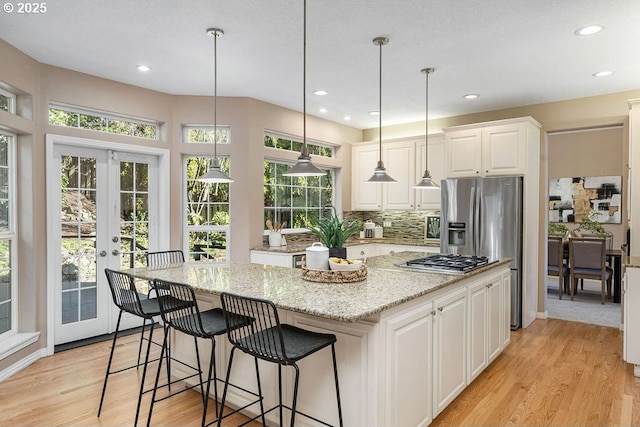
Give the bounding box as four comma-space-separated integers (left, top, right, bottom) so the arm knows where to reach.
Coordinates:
347, 243, 439, 260
467, 272, 505, 384
415, 135, 445, 210
352, 144, 383, 210
444, 117, 538, 178
382, 300, 433, 427
432, 286, 467, 416
250, 250, 302, 268
623, 267, 640, 376
351, 140, 416, 210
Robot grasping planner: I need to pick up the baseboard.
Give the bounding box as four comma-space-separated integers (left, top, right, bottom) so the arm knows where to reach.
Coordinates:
536, 310, 548, 319
0, 347, 47, 383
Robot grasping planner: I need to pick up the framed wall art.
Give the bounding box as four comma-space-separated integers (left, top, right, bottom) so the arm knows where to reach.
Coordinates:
548, 175, 622, 224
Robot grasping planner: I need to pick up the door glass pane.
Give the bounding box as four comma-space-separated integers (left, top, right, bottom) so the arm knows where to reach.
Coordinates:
119, 160, 149, 269
0, 240, 11, 334
60, 155, 97, 325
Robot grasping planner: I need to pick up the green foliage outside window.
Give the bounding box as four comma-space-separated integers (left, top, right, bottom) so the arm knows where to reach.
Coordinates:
49, 107, 158, 139
264, 135, 333, 158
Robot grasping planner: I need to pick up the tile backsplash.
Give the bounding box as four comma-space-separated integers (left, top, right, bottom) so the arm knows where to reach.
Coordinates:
345, 210, 440, 240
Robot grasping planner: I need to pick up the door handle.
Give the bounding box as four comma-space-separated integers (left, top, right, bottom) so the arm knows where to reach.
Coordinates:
99, 250, 107, 257
112, 249, 119, 256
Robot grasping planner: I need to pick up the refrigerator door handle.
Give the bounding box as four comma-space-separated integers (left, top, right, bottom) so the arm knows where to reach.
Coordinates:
472, 184, 480, 254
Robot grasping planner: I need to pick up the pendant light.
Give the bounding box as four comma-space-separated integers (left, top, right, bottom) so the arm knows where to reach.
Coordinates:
198, 28, 234, 183
366, 36, 396, 183
282, 0, 325, 177
414, 67, 439, 189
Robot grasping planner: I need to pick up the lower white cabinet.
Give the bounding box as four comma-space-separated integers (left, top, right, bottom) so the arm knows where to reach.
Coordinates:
250, 250, 303, 268
432, 286, 468, 416
624, 267, 640, 376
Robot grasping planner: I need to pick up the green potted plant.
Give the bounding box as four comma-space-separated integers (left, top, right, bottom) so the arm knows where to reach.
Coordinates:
573, 214, 613, 249
310, 206, 362, 259
548, 222, 568, 237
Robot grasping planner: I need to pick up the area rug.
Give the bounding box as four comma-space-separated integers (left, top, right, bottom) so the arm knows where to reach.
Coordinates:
545, 277, 621, 329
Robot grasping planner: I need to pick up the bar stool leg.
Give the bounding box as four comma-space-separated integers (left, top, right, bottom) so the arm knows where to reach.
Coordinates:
98, 310, 123, 417
216, 347, 236, 427
202, 339, 218, 427
146, 327, 170, 427
133, 323, 155, 427
254, 356, 267, 426
331, 344, 344, 427
290, 364, 300, 427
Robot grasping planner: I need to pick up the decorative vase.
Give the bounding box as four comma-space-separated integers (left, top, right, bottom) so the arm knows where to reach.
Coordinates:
329, 247, 347, 259
268, 231, 282, 247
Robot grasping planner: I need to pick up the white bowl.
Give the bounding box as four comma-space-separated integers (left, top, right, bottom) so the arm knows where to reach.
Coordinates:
329, 258, 363, 271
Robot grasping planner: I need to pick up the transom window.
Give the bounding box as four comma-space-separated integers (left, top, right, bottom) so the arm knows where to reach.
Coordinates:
0, 131, 15, 337
264, 160, 334, 230
183, 125, 230, 144
0, 88, 15, 114
184, 156, 230, 261
49, 103, 159, 140
264, 133, 334, 158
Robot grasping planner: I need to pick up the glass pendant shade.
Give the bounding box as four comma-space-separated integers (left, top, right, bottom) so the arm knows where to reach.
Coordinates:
198, 28, 233, 183
282, 0, 324, 177
414, 67, 438, 189
366, 36, 396, 183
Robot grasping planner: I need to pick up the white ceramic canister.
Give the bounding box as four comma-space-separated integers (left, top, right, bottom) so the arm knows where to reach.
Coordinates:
305, 242, 329, 270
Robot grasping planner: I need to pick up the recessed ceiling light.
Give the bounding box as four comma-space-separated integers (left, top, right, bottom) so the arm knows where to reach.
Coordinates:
319, 108, 327, 113
344, 116, 351, 121
464, 94, 479, 99
575, 25, 604, 36
314, 90, 328, 96
593, 70, 614, 77
137, 65, 151, 72
369, 111, 380, 116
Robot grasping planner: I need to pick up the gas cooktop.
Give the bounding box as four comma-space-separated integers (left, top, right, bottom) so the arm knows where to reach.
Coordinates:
398, 254, 496, 274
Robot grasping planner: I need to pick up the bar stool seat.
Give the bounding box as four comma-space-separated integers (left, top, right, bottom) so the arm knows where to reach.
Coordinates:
218, 292, 343, 427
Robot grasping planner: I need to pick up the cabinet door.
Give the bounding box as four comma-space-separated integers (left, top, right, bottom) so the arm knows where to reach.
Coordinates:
624, 268, 640, 365
432, 286, 467, 416
416, 135, 444, 210
352, 144, 382, 210
486, 274, 503, 362
383, 302, 433, 427
445, 129, 482, 178
482, 123, 526, 176
383, 140, 416, 210
467, 279, 487, 383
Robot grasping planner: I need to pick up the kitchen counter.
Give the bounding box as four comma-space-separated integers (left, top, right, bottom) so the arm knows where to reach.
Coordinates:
125, 252, 511, 426
125, 251, 509, 322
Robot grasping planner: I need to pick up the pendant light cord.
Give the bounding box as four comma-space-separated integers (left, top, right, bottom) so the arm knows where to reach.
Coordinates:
213, 30, 218, 160
424, 68, 428, 168
303, 0, 307, 153
378, 38, 382, 163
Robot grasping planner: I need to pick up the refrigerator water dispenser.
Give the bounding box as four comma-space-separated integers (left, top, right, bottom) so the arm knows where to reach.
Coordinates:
448, 222, 466, 246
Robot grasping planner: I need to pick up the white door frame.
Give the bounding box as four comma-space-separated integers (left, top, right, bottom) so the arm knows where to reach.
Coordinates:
45, 134, 170, 355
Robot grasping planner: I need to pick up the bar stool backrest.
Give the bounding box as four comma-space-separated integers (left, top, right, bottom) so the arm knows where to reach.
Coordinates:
220, 293, 290, 364
152, 279, 207, 338
104, 268, 148, 317
147, 250, 185, 266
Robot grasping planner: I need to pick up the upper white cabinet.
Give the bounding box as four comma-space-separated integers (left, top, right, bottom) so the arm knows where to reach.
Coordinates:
416, 134, 445, 210
352, 140, 416, 210
444, 117, 539, 178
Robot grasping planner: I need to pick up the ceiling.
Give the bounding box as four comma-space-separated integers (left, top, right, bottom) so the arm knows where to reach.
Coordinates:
1, 0, 639, 129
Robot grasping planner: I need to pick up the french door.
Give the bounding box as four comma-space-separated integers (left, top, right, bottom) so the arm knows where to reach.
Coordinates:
49, 143, 160, 345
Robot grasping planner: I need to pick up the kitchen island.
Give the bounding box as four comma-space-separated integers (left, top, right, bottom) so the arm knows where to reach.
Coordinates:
126, 252, 511, 427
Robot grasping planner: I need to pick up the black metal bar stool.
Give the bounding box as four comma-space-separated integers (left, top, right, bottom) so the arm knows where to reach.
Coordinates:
218, 292, 344, 427
146, 250, 185, 268
98, 269, 165, 426
147, 279, 253, 427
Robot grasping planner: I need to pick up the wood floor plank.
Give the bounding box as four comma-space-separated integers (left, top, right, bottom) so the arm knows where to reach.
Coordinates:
0, 317, 636, 426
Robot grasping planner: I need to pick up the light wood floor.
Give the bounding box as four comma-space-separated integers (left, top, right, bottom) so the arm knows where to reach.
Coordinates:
0, 318, 638, 426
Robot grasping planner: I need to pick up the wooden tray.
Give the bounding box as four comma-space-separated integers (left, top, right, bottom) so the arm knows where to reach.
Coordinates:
301, 259, 367, 283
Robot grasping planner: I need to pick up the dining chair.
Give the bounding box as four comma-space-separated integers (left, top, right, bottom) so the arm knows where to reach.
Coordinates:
568, 237, 612, 304
218, 292, 344, 427
547, 236, 569, 299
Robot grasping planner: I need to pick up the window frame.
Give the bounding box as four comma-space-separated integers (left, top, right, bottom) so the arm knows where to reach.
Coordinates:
0, 87, 16, 115
0, 130, 17, 341
48, 103, 160, 140
264, 131, 334, 158
182, 154, 231, 262
182, 125, 231, 144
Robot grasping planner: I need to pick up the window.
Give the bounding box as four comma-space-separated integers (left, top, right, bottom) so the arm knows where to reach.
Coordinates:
0, 132, 15, 337
264, 133, 334, 158
184, 156, 230, 262
264, 160, 334, 230
49, 103, 159, 140
183, 125, 230, 144
0, 88, 15, 114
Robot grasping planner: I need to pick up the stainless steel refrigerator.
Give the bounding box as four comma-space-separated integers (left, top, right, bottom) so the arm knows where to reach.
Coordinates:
440, 176, 523, 329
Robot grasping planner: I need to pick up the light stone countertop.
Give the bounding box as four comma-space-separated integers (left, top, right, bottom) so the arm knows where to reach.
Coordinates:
125, 251, 510, 323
